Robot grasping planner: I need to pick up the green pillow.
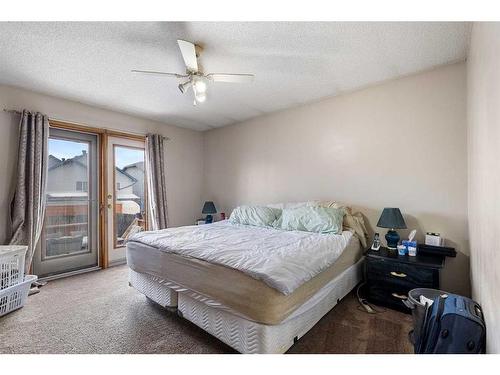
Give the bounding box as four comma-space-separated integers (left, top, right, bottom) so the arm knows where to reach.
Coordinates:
229, 205, 281, 227
279, 206, 345, 234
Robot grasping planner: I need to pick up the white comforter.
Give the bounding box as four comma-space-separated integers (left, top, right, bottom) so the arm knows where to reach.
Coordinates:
129, 221, 354, 295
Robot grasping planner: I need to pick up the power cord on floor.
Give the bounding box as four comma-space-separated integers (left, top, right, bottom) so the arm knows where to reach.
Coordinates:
356, 304, 387, 314
356, 282, 387, 314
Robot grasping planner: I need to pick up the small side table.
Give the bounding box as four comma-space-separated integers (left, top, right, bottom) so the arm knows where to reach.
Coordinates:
364, 247, 445, 313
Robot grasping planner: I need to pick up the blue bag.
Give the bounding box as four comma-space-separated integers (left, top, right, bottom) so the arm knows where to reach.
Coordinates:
416, 293, 486, 354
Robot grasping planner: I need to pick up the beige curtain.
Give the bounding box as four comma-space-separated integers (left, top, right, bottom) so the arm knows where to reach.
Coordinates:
9, 110, 49, 273
145, 134, 168, 230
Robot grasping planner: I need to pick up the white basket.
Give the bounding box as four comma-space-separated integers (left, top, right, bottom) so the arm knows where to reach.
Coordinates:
0, 274, 37, 317
0, 246, 28, 290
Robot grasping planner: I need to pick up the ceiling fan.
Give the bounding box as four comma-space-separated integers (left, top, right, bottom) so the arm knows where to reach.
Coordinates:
132, 40, 255, 105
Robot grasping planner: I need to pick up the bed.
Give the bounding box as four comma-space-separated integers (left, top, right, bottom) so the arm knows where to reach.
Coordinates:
126, 202, 366, 353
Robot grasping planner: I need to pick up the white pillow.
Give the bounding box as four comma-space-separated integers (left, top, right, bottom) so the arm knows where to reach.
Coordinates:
229, 205, 281, 227
266, 201, 318, 210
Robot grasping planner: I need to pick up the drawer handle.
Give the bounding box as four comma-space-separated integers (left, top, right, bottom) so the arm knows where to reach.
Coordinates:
390, 271, 407, 278
391, 292, 408, 300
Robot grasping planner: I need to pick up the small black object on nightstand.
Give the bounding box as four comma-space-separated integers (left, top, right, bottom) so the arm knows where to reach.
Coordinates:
364, 247, 446, 313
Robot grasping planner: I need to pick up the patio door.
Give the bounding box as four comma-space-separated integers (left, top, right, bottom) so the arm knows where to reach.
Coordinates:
33, 128, 99, 278
105, 136, 147, 265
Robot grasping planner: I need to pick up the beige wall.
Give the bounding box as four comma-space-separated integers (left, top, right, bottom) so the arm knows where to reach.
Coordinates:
204, 62, 469, 295
0, 84, 204, 244
467, 23, 500, 353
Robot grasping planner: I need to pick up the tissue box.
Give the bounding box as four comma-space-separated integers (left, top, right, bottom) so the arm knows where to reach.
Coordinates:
425, 232, 444, 246
402, 240, 417, 256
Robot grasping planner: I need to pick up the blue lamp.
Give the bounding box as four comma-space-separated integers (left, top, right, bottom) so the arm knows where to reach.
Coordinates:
202, 201, 217, 224
376, 208, 407, 249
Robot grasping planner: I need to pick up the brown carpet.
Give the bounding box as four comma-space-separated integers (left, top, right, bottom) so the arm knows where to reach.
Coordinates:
0, 265, 413, 354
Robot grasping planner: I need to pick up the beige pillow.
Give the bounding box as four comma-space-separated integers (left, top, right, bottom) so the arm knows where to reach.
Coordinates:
316, 200, 352, 214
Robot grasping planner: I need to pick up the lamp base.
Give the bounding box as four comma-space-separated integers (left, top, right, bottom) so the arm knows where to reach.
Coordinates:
205, 214, 213, 224
385, 229, 400, 249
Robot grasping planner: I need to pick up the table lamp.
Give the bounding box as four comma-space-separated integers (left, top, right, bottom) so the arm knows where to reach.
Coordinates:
202, 201, 217, 224
376, 208, 407, 249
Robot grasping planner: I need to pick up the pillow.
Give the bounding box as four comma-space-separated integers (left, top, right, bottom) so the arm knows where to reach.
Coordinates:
315, 200, 368, 247
315, 200, 353, 214
229, 205, 281, 227
279, 206, 345, 234
267, 201, 317, 210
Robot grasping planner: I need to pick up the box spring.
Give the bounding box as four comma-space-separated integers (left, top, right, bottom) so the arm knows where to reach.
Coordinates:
129, 259, 363, 353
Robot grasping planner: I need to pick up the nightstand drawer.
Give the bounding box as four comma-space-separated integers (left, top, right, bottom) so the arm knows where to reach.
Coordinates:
366, 282, 411, 312
366, 257, 436, 289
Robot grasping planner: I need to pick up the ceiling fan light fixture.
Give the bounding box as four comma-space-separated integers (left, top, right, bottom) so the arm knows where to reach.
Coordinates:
178, 81, 191, 94
195, 92, 207, 103
131, 39, 255, 105
192, 77, 207, 93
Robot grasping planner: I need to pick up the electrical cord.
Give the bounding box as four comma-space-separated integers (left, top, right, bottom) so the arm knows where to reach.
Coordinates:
356, 304, 387, 314
356, 282, 386, 314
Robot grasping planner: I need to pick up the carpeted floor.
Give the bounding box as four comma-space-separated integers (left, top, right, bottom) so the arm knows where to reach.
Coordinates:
0, 265, 413, 354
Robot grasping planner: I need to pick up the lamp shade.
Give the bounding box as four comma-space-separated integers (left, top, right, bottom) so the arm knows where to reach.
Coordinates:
376, 208, 407, 229
202, 201, 217, 214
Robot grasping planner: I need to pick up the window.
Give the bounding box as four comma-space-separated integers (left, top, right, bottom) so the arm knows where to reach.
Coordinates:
113, 146, 145, 247
40, 132, 97, 277
76, 181, 88, 192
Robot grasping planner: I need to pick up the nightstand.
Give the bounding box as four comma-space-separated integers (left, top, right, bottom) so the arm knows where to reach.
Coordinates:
364, 247, 445, 313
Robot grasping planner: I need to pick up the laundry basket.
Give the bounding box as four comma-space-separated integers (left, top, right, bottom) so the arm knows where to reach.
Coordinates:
0, 274, 37, 317
0, 246, 28, 290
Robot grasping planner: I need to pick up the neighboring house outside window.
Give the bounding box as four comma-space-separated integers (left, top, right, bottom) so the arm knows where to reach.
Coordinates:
76, 181, 88, 192
121, 161, 145, 210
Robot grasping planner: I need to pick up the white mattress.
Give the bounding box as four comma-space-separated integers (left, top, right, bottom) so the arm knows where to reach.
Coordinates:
130, 220, 355, 295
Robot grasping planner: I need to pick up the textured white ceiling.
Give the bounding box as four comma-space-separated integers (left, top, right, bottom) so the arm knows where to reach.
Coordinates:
0, 22, 470, 131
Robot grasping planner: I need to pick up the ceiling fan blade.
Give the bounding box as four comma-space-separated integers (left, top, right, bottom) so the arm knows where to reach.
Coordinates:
177, 40, 199, 73
131, 70, 187, 78
206, 73, 255, 83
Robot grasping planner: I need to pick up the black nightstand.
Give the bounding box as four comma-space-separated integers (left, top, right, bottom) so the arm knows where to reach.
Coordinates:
364, 247, 445, 313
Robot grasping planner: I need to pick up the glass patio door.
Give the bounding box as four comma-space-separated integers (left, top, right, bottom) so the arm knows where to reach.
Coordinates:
105, 136, 147, 265
32, 128, 99, 278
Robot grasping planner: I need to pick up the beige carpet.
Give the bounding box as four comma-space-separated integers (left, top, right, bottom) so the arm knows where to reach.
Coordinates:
0, 265, 413, 354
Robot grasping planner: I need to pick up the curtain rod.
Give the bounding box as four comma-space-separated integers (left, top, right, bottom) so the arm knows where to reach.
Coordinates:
3, 108, 171, 141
